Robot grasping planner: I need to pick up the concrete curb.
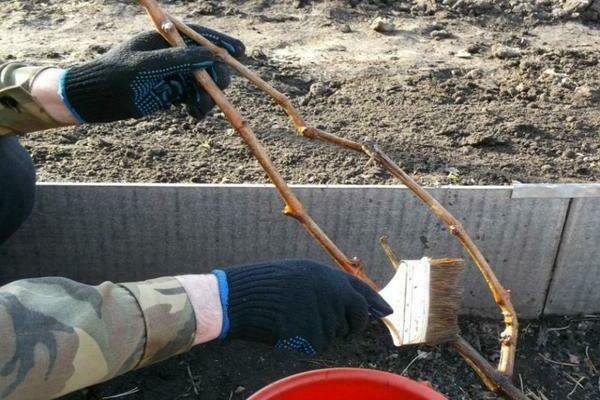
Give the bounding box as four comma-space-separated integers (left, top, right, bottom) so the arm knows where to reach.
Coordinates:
1, 183, 598, 317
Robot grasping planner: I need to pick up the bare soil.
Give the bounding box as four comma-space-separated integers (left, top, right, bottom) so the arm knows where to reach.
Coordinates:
58, 316, 600, 400
1, 0, 598, 185
2, 1, 599, 398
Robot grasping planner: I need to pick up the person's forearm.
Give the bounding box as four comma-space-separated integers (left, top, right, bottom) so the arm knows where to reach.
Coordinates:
0, 275, 220, 399
30, 68, 78, 126
176, 274, 223, 344
0, 63, 76, 136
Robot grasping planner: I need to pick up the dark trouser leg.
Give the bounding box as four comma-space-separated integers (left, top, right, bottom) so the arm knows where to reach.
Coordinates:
0, 135, 36, 245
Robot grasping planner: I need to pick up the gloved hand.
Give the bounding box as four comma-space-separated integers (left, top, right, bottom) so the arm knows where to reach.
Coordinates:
60, 25, 245, 123
212, 259, 393, 355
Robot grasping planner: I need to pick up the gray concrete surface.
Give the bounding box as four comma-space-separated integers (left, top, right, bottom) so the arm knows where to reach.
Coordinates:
0, 183, 578, 318
545, 197, 600, 315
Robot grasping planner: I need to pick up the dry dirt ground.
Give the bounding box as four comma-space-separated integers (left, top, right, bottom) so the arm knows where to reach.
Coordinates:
1, 0, 598, 185
2, 1, 600, 399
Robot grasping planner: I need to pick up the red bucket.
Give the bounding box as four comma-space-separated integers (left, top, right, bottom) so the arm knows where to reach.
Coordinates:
248, 368, 447, 400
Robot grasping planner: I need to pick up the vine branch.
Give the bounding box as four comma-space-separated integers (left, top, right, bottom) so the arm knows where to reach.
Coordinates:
137, 2, 522, 397
137, 0, 376, 290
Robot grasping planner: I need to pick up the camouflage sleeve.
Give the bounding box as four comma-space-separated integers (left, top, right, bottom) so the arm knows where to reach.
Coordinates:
0, 62, 63, 136
0, 277, 196, 400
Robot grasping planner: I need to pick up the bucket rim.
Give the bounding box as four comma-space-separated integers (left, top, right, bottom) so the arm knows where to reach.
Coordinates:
248, 367, 447, 400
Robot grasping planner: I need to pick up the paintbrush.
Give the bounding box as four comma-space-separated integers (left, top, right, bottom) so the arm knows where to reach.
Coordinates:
378, 237, 465, 346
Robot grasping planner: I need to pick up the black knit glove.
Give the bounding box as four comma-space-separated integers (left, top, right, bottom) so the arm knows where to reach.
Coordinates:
212, 260, 393, 355
60, 25, 245, 123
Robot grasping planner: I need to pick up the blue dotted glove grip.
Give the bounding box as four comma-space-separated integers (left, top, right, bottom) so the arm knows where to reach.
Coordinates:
131, 61, 212, 116
275, 336, 317, 356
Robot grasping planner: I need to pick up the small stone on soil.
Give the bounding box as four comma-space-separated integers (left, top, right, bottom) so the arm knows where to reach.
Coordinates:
250, 48, 267, 60
430, 29, 451, 40
148, 147, 167, 158
370, 17, 395, 33
466, 43, 483, 54
562, 149, 576, 159
455, 49, 472, 59
492, 45, 522, 59
464, 68, 483, 79
339, 24, 352, 33
573, 85, 600, 105
562, 0, 592, 14
234, 386, 246, 394
309, 82, 334, 97
515, 82, 527, 92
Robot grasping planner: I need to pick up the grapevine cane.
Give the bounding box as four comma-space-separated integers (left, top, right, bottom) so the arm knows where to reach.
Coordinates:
136, 2, 522, 398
